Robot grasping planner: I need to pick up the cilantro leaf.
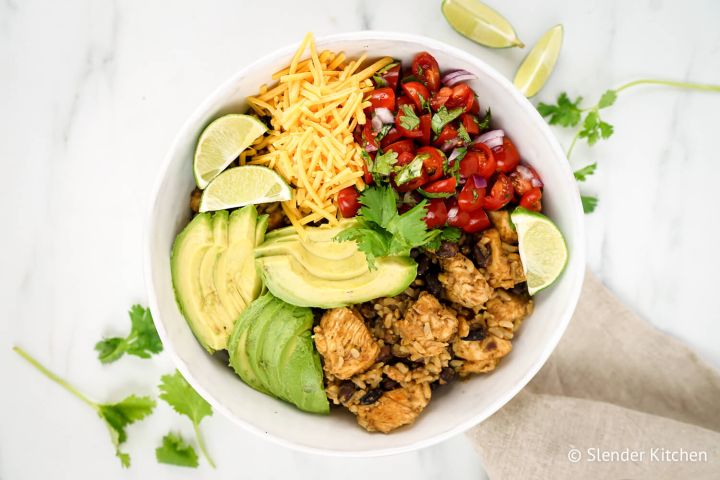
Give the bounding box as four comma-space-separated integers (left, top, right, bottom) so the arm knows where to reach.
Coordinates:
581, 195, 598, 213
335, 224, 390, 270
13, 346, 155, 468
375, 124, 392, 142
598, 90, 617, 109
425, 226, 463, 250
156, 432, 199, 468
476, 108, 492, 132
95, 305, 162, 364
159, 371, 215, 468
417, 92, 431, 113
398, 104, 420, 131
431, 106, 464, 134
98, 395, 156, 467
578, 111, 614, 146
369, 150, 398, 180
394, 154, 427, 185
457, 123, 471, 144
574, 163, 597, 181
356, 184, 398, 226
372, 75, 387, 87
537, 93, 583, 127
385, 200, 430, 255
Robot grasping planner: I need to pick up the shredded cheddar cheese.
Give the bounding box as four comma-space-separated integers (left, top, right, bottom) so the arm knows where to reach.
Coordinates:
244, 33, 392, 227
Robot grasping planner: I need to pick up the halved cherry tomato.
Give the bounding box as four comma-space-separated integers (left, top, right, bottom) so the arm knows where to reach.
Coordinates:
362, 121, 379, 151
397, 96, 416, 111
337, 187, 361, 217
395, 169, 429, 192
385, 139, 416, 157
461, 113, 480, 136
509, 164, 542, 196
416, 146, 445, 182
424, 198, 448, 228
464, 208, 491, 233
419, 114, 432, 146
367, 87, 396, 111
412, 52, 441, 91
377, 63, 401, 90
493, 137, 521, 172
469, 143, 496, 178
424, 177, 457, 193
519, 187, 543, 212
395, 151, 415, 166
361, 153, 374, 184
430, 87, 452, 111
459, 151, 479, 178
484, 173, 514, 210
457, 180, 485, 212
379, 127, 403, 148
446, 197, 470, 229
445, 83, 473, 110
467, 93, 480, 114
401, 82, 430, 112
434, 124, 459, 146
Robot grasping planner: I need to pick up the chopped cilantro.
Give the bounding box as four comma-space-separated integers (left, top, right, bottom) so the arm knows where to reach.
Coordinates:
431, 106, 464, 134
398, 104, 420, 131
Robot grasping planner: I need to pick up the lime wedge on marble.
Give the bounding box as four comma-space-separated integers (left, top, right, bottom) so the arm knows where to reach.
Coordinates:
441, 0, 524, 49
513, 24, 564, 97
199, 166, 291, 213
194, 114, 267, 189
510, 207, 568, 295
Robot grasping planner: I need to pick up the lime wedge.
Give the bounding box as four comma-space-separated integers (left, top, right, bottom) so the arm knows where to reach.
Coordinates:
194, 114, 267, 189
510, 207, 568, 295
441, 0, 524, 49
513, 25, 564, 98
199, 166, 292, 213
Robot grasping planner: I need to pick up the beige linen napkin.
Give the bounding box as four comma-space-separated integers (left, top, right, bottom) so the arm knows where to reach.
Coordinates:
467, 271, 720, 479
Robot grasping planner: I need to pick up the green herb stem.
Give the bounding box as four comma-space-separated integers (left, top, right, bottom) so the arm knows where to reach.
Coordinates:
13, 346, 98, 410
193, 422, 216, 469
566, 131, 582, 158
614, 78, 720, 94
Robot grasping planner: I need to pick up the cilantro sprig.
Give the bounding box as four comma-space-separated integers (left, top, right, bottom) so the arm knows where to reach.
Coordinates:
335, 186, 440, 269
95, 305, 163, 364
538, 79, 720, 213
13, 346, 155, 468
431, 105, 464, 134
159, 371, 215, 469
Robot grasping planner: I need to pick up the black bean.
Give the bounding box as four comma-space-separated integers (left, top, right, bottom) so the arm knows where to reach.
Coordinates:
430, 380, 440, 391
376, 344, 392, 363
463, 327, 486, 341
359, 388, 383, 405
425, 273, 443, 298
436, 241, 459, 258
472, 243, 490, 268
381, 377, 400, 391
416, 255, 432, 276
439, 367, 456, 384
338, 381, 356, 402
510, 282, 529, 296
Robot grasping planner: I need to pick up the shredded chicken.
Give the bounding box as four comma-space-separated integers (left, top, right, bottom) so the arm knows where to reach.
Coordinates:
478, 229, 525, 289
486, 290, 533, 334
453, 334, 512, 377
355, 383, 431, 433
314, 308, 380, 380
438, 253, 493, 310
394, 292, 458, 358
488, 210, 518, 243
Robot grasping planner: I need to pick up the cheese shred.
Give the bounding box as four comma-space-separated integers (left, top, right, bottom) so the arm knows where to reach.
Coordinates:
247, 32, 392, 226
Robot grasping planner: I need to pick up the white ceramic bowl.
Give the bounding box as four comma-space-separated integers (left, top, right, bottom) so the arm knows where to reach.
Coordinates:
145, 31, 586, 457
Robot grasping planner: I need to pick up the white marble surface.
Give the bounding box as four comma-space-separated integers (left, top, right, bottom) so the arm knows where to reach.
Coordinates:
2, 0, 719, 478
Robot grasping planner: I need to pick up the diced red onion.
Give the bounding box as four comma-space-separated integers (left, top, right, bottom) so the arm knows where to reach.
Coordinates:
471, 174, 487, 189
531, 177, 543, 188
448, 148, 464, 163
474, 129, 504, 149
441, 69, 478, 87
371, 113, 383, 133
440, 138, 462, 152
364, 142, 377, 153
517, 164, 544, 188
374, 107, 394, 124
402, 192, 417, 206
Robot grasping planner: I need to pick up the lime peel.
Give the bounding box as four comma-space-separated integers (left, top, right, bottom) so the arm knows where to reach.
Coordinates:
513, 24, 564, 98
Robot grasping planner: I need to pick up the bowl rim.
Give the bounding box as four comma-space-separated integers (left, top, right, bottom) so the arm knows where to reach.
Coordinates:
144, 30, 586, 457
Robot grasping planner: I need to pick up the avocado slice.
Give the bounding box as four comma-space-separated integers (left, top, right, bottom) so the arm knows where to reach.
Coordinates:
255, 240, 369, 280
261, 220, 357, 245
255, 214, 269, 245
227, 294, 273, 394
244, 298, 285, 392
281, 331, 329, 414
259, 303, 313, 400
228, 207, 262, 305
171, 213, 228, 352
257, 254, 417, 308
